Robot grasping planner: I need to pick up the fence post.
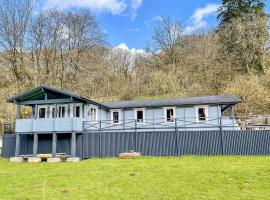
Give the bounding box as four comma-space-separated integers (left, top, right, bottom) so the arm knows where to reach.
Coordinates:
99, 120, 102, 158
174, 118, 178, 156
134, 120, 137, 151
219, 116, 224, 155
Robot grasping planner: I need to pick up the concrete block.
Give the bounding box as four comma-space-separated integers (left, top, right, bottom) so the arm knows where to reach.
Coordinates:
10, 157, 23, 163
28, 157, 41, 163
66, 157, 80, 162
47, 157, 61, 163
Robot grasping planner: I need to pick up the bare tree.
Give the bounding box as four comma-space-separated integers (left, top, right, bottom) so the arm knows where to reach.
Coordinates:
0, 0, 33, 89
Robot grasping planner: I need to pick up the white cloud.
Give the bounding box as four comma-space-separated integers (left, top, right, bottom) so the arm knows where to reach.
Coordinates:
115, 43, 145, 54
130, 0, 143, 20
41, 0, 143, 19
184, 3, 220, 34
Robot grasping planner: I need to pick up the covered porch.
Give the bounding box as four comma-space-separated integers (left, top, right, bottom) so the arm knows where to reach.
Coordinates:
13, 132, 80, 162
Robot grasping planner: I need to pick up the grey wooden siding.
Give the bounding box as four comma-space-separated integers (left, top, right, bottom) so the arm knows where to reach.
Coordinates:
3, 130, 270, 159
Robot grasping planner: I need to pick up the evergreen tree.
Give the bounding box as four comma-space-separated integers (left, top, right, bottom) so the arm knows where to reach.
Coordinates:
218, 0, 266, 24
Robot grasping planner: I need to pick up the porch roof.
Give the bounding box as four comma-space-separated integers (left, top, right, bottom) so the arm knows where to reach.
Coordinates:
7, 85, 109, 109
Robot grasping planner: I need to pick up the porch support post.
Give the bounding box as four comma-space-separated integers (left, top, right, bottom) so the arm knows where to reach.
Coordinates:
52, 132, 57, 158
15, 133, 20, 157
71, 132, 76, 157
34, 105, 38, 119
33, 133, 38, 157
15, 105, 21, 119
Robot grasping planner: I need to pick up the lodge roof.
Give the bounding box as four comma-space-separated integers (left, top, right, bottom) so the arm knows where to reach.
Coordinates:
7, 85, 240, 109
101, 95, 240, 109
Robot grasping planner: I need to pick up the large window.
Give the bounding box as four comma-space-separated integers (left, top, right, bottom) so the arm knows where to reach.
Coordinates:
164, 107, 175, 122
38, 107, 46, 118
134, 109, 145, 123
196, 106, 208, 122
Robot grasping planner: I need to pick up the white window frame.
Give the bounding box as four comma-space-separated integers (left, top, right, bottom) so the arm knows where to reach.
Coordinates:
134, 108, 146, 124
74, 104, 83, 118
111, 109, 122, 124
38, 105, 47, 119
50, 105, 56, 118
89, 105, 98, 122
195, 105, 209, 122
163, 107, 176, 123
57, 104, 68, 118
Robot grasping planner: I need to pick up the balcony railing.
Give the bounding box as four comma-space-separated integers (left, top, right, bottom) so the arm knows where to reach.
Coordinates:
83, 116, 270, 132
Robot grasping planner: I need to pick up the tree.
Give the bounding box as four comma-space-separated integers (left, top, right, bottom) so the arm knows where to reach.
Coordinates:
218, 0, 266, 24
0, 0, 33, 89
217, 0, 269, 73
29, 9, 106, 89
224, 75, 270, 115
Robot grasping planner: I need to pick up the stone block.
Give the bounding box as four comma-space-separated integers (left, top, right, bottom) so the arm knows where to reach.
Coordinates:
10, 157, 23, 163
47, 157, 61, 163
28, 157, 41, 163
66, 157, 80, 162
119, 152, 141, 159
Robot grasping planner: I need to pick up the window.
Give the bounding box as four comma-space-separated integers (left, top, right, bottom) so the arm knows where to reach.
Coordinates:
58, 106, 66, 118
111, 110, 121, 124
135, 109, 145, 123
38, 107, 46, 118
75, 106, 81, 118
52, 107, 55, 118
196, 106, 208, 122
90, 107, 98, 121
164, 107, 175, 122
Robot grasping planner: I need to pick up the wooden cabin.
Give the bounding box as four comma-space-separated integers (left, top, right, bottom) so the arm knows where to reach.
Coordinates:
7, 85, 240, 159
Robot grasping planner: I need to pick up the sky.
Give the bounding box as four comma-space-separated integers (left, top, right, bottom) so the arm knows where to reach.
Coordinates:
36, 0, 270, 51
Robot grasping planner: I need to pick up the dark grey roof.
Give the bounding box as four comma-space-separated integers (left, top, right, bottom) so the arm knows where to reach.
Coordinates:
7, 85, 109, 109
101, 95, 240, 109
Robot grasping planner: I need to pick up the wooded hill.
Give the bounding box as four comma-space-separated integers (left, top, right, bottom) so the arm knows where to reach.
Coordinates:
0, 0, 269, 123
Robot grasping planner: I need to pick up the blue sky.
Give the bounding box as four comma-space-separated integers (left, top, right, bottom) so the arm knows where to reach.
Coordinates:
36, 0, 270, 51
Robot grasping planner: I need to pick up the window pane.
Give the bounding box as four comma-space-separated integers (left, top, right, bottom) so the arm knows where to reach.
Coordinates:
198, 108, 206, 121
137, 110, 143, 122
39, 108, 46, 118
52, 108, 55, 118
166, 109, 174, 122
90, 108, 97, 121
62, 107, 65, 118
113, 112, 119, 123
75, 106, 80, 117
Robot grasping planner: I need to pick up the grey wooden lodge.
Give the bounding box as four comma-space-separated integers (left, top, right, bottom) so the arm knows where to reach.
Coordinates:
7, 85, 241, 160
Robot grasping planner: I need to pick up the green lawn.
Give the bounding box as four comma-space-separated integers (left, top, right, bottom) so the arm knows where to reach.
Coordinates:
0, 156, 270, 200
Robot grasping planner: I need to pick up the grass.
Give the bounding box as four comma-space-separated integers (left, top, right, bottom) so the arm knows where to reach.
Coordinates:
0, 156, 270, 200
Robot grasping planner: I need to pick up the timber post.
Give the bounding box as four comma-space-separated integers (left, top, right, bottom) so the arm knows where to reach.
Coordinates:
71, 132, 76, 157
52, 132, 57, 158
33, 133, 38, 157
174, 118, 178, 156
219, 116, 224, 155
15, 133, 20, 157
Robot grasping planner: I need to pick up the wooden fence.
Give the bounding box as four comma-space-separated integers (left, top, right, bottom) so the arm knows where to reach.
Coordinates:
2, 130, 270, 159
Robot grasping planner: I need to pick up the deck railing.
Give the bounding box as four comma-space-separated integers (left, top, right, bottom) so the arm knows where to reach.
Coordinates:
83, 116, 270, 132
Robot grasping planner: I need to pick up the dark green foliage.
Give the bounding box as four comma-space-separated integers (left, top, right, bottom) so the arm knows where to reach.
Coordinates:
218, 0, 266, 23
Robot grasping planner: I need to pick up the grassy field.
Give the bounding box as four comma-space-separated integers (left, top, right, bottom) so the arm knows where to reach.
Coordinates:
0, 156, 270, 200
